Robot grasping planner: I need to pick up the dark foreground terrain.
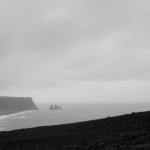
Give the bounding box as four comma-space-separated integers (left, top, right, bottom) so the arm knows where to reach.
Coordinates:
0, 111, 150, 150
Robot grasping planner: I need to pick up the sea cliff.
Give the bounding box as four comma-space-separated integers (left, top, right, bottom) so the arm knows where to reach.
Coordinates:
0, 96, 39, 116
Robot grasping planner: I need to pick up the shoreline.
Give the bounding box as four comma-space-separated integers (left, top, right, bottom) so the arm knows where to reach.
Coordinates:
0, 110, 150, 149
0, 110, 35, 120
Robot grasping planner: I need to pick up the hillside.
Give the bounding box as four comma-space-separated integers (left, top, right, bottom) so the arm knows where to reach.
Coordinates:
0, 96, 39, 116
0, 111, 150, 149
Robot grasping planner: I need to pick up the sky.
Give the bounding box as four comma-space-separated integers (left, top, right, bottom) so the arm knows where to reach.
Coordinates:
0, 0, 150, 103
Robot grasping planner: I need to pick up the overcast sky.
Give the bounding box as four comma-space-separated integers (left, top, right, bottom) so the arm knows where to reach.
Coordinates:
0, 0, 150, 103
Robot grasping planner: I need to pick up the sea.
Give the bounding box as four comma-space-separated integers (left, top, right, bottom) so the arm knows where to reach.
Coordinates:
0, 103, 150, 131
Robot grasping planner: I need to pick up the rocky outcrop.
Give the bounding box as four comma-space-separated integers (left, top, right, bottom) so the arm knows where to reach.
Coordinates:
0, 96, 39, 115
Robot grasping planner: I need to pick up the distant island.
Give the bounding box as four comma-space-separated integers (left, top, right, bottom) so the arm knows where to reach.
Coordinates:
0, 111, 150, 149
0, 96, 39, 116
49, 104, 62, 110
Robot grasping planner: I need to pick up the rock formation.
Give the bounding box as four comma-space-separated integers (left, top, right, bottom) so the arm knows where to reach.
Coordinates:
0, 96, 39, 115
49, 104, 62, 110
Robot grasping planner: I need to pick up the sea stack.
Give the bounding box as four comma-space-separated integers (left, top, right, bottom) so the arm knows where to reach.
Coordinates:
0, 96, 39, 116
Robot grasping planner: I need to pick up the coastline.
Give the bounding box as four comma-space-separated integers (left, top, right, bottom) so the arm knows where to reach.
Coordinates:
0, 110, 34, 120
0, 110, 150, 149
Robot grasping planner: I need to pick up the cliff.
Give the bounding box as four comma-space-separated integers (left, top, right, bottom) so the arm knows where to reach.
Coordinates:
0, 96, 39, 115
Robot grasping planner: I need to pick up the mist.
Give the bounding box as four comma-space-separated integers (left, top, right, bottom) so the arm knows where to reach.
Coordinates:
0, 0, 150, 103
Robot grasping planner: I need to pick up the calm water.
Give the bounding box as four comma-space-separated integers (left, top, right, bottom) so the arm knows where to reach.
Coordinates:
0, 103, 150, 131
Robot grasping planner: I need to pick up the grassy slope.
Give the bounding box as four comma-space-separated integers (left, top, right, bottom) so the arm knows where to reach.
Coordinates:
0, 111, 150, 149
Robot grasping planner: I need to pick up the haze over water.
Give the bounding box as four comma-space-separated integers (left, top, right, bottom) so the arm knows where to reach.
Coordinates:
0, 102, 150, 131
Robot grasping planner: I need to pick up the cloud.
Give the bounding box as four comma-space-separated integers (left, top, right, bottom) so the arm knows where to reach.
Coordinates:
0, 0, 150, 102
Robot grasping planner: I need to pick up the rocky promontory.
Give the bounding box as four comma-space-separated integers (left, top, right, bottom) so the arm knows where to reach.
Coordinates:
0, 96, 39, 116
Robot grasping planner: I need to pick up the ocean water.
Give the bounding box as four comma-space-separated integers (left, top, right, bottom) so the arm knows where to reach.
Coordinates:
0, 103, 150, 131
